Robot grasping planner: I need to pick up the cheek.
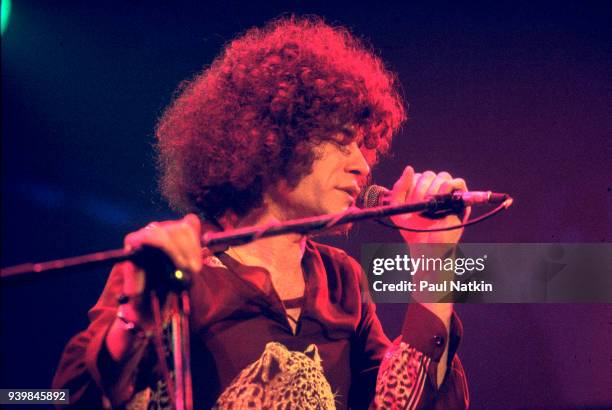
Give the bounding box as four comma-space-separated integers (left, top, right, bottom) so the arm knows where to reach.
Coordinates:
286, 178, 320, 206
296, 173, 326, 195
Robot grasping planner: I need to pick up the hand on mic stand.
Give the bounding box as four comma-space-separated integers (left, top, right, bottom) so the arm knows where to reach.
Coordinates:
103, 214, 203, 408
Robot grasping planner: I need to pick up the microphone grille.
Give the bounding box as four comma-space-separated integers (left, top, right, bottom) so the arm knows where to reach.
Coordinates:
358, 185, 389, 208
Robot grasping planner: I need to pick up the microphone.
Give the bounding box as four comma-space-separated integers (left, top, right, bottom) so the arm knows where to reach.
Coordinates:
358, 184, 509, 210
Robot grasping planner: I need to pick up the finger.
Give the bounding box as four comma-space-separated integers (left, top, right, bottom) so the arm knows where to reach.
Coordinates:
117, 260, 146, 296
449, 178, 471, 222
124, 223, 169, 250
438, 178, 471, 222
158, 223, 201, 273
125, 224, 191, 271
183, 213, 202, 238
450, 177, 468, 192
389, 165, 414, 204
412, 172, 421, 191
425, 172, 452, 197
462, 205, 472, 222
171, 217, 203, 273
408, 170, 436, 203
436, 177, 467, 196
438, 180, 455, 195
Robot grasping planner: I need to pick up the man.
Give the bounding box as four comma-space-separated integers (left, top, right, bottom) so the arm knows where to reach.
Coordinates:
54, 16, 469, 409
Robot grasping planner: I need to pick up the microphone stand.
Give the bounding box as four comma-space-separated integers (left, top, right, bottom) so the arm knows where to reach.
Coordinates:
0, 194, 511, 410
0, 197, 476, 278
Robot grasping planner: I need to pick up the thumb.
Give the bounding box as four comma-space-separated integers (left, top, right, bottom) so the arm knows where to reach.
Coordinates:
183, 213, 202, 238
389, 165, 415, 204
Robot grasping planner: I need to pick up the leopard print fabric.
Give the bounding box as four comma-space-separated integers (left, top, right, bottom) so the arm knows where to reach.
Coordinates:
124, 336, 429, 410
126, 377, 171, 410
371, 340, 430, 410
214, 342, 336, 410
123, 323, 174, 410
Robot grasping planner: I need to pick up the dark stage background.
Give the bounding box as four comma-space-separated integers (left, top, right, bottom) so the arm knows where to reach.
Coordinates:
2, 1, 611, 408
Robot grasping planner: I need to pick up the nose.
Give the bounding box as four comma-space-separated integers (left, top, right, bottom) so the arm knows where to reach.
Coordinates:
345, 142, 371, 177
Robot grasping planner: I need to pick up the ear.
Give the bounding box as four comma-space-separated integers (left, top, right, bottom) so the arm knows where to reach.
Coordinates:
303, 344, 322, 365
265, 178, 292, 199
215, 212, 239, 230
259, 343, 285, 383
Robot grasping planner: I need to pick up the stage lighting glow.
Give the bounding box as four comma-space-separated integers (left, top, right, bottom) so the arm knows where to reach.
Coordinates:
1, 0, 11, 34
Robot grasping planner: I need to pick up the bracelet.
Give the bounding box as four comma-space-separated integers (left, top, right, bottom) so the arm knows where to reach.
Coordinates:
117, 293, 146, 305
116, 308, 152, 339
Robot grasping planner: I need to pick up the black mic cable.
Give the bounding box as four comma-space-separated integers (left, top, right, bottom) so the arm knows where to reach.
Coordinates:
359, 185, 514, 232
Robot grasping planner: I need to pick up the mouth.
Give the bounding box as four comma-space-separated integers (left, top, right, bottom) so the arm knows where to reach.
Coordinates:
336, 186, 360, 201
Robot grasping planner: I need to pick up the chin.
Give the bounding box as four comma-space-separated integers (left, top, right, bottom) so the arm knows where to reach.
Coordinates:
329, 197, 357, 213
311, 222, 353, 238
298, 197, 354, 218
324, 203, 353, 215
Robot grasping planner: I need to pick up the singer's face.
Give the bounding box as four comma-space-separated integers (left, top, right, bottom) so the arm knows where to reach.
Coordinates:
266, 139, 371, 220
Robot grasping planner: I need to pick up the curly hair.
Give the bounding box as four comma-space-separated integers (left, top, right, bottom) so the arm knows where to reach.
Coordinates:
156, 16, 406, 221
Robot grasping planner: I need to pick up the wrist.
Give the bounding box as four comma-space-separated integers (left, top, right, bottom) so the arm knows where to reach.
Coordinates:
116, 304, 154, 338
117, 293, 154, 333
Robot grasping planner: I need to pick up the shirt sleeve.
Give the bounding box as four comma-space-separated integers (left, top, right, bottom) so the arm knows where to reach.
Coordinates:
349, 268, 469, 409
372, 303, 469, 409
52, 263, 154, 409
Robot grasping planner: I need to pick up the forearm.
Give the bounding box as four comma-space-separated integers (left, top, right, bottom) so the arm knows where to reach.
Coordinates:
412, 244, 457, 385
101, 300, 153, 406
372, 304, 467, 409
